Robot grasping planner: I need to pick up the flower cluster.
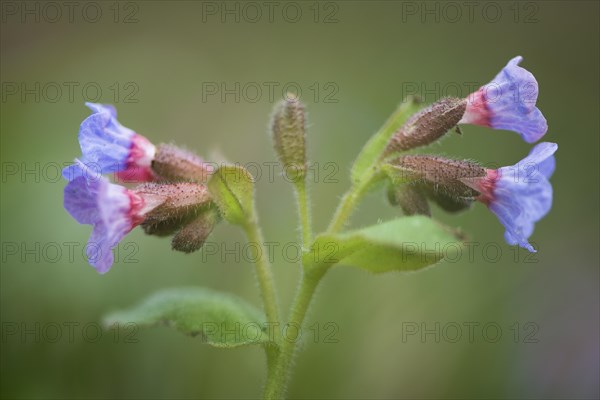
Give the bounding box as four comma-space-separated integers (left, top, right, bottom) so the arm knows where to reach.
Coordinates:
384, 56, 557, 252
63, 103, 215, 273
63, 56, 556, 276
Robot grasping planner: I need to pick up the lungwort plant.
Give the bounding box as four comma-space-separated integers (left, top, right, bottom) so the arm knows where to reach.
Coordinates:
63, 56, 556, 399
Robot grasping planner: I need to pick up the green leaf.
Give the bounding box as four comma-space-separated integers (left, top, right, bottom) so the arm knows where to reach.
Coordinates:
304, 216, 461, 273
350, 97, 422, 185
104, 288, 268, 348
207, 165, 256, 226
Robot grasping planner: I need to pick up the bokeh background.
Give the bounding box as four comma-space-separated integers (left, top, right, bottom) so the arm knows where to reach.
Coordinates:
1, 1, 598, 399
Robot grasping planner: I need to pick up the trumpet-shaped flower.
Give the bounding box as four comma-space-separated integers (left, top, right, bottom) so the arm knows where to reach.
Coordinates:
62, 103, 156, 182
63, 161, 163, 273
459, 56, 548, 143
462, 142, 557, 252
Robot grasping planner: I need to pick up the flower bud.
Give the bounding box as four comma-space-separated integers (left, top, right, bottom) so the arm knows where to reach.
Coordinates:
390, 155, 485, 198
171, 208, 219, 253
387, 184, 431, 216
141, 217, 186, 237
139, 182, 212, 234
419, 182, 473, 213
384, 97, 466, 155
151, 144, 214, 183
271, 96, 307, 181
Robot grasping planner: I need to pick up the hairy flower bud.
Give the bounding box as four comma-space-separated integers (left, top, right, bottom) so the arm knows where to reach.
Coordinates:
141, 217, 186, 237
151, 143, 214, 183
387, 184, 431, 216
384, 97, 466, 155
419, 182, 473, 213
390, 155, 486, 198
171, 208, 219, 253
139, 182, 212, 234
271, 96, 307, 181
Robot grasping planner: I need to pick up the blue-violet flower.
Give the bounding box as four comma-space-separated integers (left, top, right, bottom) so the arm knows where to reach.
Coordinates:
62, 103, 156, 182
462, 142, 557, 252
64, 161, 164, 273
459, 56, 548, 143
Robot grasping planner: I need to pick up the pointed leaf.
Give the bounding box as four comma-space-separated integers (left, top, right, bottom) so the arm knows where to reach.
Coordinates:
104, 288, 268, 348
208, 165, 255, 226
304, 216, 461, 273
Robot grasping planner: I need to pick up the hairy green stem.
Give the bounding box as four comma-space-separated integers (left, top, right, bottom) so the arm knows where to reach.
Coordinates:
326, 177, 373, 234
243, 220, 281, 337
263, 266, 326, 399
262, 173, 377, 398
294, 180, 312, 247
262, 166, 379, 397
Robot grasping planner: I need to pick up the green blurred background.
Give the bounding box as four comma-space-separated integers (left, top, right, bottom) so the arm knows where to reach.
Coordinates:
1, 1, 598, 398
